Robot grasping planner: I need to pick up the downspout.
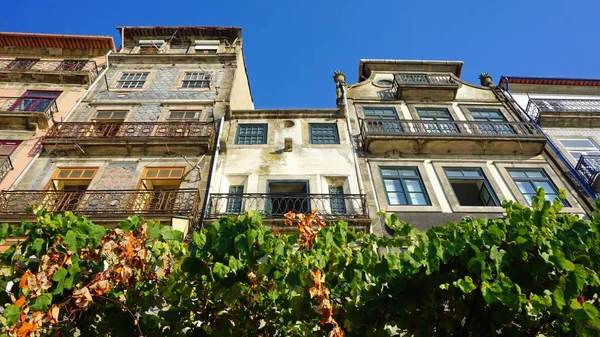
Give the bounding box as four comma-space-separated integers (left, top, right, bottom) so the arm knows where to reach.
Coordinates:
500, 77, 597, 207
10, 50, 113, 190
199, 115, 224, 230
120, 28, 125, 53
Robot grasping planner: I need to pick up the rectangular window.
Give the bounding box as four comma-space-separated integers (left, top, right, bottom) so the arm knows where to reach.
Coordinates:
167, 111, 201, 120
558, 138, 600, 161
47, 167, 98, 211
309, 124, 339, 144
56, 60, 87, 71
444, 168, 498, 206
194, 40, 219, 54
93, 111, 127, 136
94, 110, 128, 121
0, 140, 21, 156
139, 46, 159, 54
417, 108, 459, 134
381, 167, 430, 206
363, 107, 398, 120
226, 185, 244, 213
181, 72, 211, 88
236, 124, 267, 145
116, 72, 149, 89
139, 167, 185, 190
509, 169, 569, 206
9, 90, 61, 112
470, 109, 514, 135
329, 186, 346, 214
5, 59, 38, 70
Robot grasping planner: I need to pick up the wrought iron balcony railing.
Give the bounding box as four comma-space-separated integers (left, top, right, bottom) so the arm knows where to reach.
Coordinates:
393, 73, 455, 86
0, 58, 99, 82
526, 99, 600, 122
0, 189, 200, 218
206, 193, 368, 219
0, 156, 13, 183
575, 155, 600, 188
44, 122, 216, 141
0, 96, 58, 120
360, 119, 542, 138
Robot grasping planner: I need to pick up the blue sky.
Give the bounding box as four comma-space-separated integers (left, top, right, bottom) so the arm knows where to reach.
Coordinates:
2, 0, 599, 108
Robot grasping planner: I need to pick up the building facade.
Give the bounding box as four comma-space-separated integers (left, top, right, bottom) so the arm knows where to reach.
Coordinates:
0, 32, 114, 190
205, 107, 369, 230
341, 60, 587, 235
0, 26, 253, 234
500, 76, 600, 213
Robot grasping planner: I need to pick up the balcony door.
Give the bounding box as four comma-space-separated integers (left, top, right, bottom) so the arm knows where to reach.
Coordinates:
137, 167, 185, 212
363, 107, 403, 134
46, 167, 97, 212
9, 90, 61, 112
417, 108, 458, 134
267, 181, 310, 217
470, 110, 514, 135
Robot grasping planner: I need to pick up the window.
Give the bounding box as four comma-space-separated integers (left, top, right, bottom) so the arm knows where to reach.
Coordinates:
167, 111, 201, 120
94, 111, 128, 121
509, 169, 569, 206
139, 46, 159, 54
226, 185, 244, 213
9, 90, 61, 112
470, 109, 514, 135
0, 140, 21, 156
47, 167, 98, 211
381, 167, 430, 206
417, 108, 459, 134
139, 167, 185, 190
194, 40, 219, 54
93, 111, 127, 136
181, 72, 211, 88
329, 186, 346, 214
364, 107, 398, 120
310, 124, 339, 144
558, 138, 600, 161
5, 59, 38, 70
235, 124, 267, 145
444, 168, 498, 206
56, 60, 87, 71
116, 72, 149, 89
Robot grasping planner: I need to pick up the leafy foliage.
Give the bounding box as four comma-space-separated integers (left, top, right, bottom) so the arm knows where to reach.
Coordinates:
1, 190, 599, 336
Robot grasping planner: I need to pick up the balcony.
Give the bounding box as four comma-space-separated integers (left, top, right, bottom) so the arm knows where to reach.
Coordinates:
0, 96, 58, 130
0, 156, 13, 183
42, 122, 216, 156
206, 193, 370, 230
393, 73, 459, 101
526, 99, 600, 127
360, 119, 545, 155
0, 189, 200, 224
575, 155, 600, 192
0, 59, 99, 85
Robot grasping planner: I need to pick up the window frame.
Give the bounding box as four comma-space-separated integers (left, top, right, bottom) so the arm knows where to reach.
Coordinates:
443, 167, 500, 207
6, 59, 38, 70
181, 72, 211, 89
166, 110, 202, 121
309, 123, 340, 144
416, 107, 460, 134
362, 107, 399, 120
508, 168, 570, 206
93, 110, 128, 121
115, 72, 150, 90
235, 124, 268, 145
380, 167, 431, 206
56, 60, 87, 72
557, 138, 600, 162
226, 185, 244, 213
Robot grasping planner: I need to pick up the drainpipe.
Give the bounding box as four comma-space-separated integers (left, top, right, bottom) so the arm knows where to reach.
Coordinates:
199, 115, 224, 230
499, 77, 597, 208
10, 50, 113, 190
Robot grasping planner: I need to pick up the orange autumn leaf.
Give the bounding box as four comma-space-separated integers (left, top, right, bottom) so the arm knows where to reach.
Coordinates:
16, 321, 37, 337
48, 305, 59, 324
89, 279, 111, 296
19, 271, 32, 291
14, 296, 26, 307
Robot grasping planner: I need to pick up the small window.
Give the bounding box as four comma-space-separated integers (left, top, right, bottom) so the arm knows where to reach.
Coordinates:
139, 45, 160, 54
236, 124, 267, 145
56, 60, 87, 71
329, 186, 346, 214
310, 124, 339, 144
509, 169, 569, 206
141, 167, 184, 180
116, 72, 149, 89
0, 140, 21, 156
364, 107, 398, 120
194, 40, 219, 54
444, 168, 498, 206
181, 72, 211, 88
5, 59, 38, 70
167, 111, 201, 120
558, 138, 600, 161
94, 110, 128, 121
226, 185, 244, 213
381, 167, 430, 206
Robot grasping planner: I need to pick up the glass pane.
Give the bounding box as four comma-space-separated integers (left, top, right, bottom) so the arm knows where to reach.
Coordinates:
388, 193, 407, 205
559, 139, 597, 149
158, 169, 170, 178
509, 171, 527, 178
57, 170, 70, 178
113, 111, 127, 119
525, 171, 545, 178
516, 181, 536, 194
70, 170, 83, 178
380, 169, 398, 177
146, 169, 158, 178
524, 194, 534, 206
445, 170, 463, 178
404, 179, 423, 192
96, 111, 112, 119
462, 169, 482, 178
397, 169, 417, 177
408, 192, 427, 206
384, 179, 402, 192
533, 181, 557, 194
81, 170, 95, 178
170, 169, 183, 178
569, 151, 584, 160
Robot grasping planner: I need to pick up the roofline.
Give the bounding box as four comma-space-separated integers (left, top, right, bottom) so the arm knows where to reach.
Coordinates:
116, 26, 241, 30
358, 59, 463, 81
0, 32, 115, 50
500, 75, 600, 86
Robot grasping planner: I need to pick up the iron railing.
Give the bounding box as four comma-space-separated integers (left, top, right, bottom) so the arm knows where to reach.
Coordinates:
0, 58, 99, 82
44, 122, 216, 141
0, 156, 13, 183
526, 99, 600, 122
0, 189, 200, 218
393, 73, 455, 86
575, 155, 600, 187
206, 193, 368, 219
360, 119, 542, 138
0, 96, 58, 120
